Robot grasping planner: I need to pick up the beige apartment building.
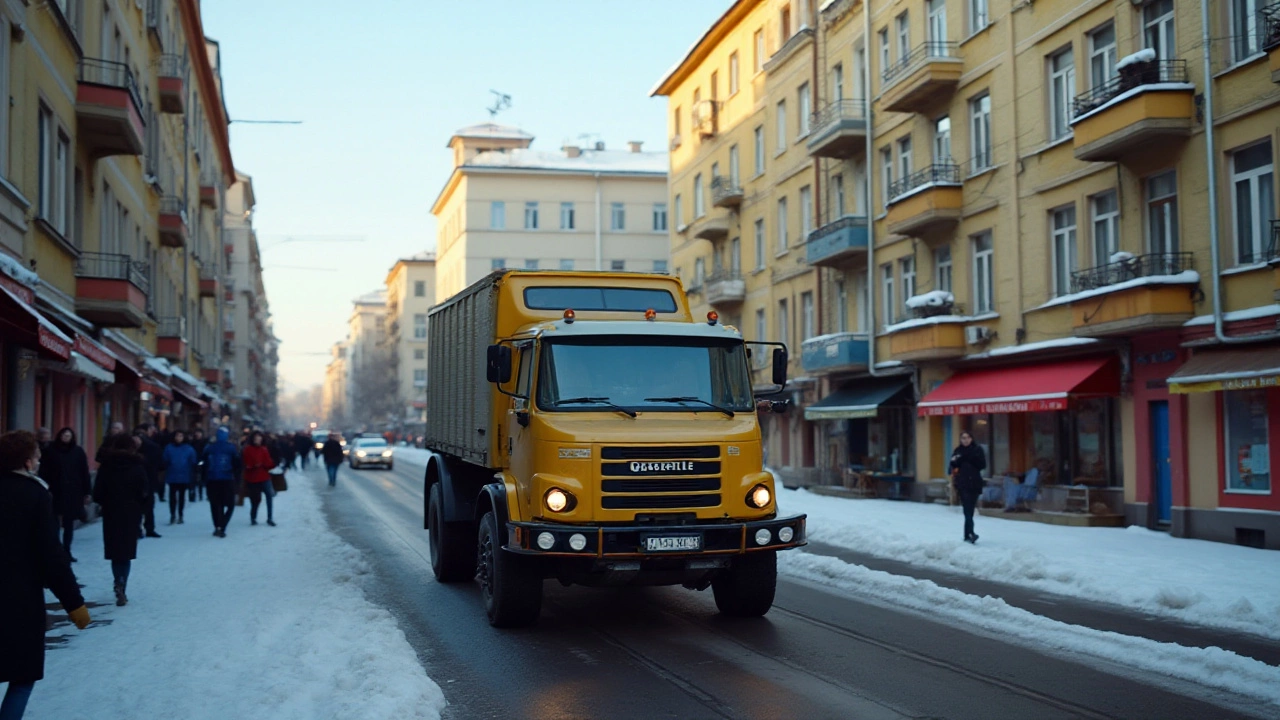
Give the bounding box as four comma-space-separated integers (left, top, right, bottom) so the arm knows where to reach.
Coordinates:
321, 340, 349, 427
223, 173, 278, 427
656, 0, 1280, 548
431, 123, 671, 303
384, 252, 435, 432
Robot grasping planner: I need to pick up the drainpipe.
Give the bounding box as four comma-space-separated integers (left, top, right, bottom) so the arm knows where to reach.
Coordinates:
594, 173, 603, 271
864, 4, 883, 378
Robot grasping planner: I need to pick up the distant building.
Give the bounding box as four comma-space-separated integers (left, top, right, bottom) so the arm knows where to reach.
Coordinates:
384, 253, 436, 432
224, 174, 279, 428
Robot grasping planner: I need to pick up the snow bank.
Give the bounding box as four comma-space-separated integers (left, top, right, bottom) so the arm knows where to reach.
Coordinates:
782, 490, 1280, 641
28, 468, 447, 720
781, 553, 1280, 708
905, 290, 954, 309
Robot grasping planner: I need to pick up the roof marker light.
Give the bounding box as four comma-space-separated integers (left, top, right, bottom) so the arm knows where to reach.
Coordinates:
707, 311, 719, 325
644, 309, 657, 321
563, 309, 576, 324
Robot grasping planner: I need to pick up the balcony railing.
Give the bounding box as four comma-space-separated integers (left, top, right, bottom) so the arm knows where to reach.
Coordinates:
158, 54, 184, 78
711, 175, 743, 207
1069, 252, 1194, 294
882, 41, 958, 87
78, 58, 144, 117
160, 195, 187, 219
1072, 59, 1188, 119
887, 163, 961, 202
810, 99, 867, 131
75, 252, 150, 293
1264, 4, 1280, 51
157, 316, 187, 339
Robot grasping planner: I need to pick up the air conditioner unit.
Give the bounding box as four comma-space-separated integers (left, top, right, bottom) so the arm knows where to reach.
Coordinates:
965, 325, 993, 344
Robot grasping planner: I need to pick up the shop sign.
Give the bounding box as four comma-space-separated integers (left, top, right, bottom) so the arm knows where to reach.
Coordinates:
74, 336, 116, 371
1169, 374, 1280, 394
919, 397, 1069, 416
0, 274, 35, 305
38, 325, 72, 360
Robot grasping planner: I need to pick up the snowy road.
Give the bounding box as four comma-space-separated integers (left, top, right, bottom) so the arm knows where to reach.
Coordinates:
319, 456, 1272, 720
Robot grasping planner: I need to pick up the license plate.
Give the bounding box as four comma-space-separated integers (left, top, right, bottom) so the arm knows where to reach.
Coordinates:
644, 535, 702, 552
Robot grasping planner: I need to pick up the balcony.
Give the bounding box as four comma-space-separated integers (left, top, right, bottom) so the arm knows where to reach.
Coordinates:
887, 319, 968, 361
201, 367, 222, 384
156, 317, 188, 361
199, 171, 219, 208
807, 100, 867, 159
199, 268, 219, 298
711, 176, 743, 209
1265, 5, 1280, 82
692, 100, 718, 139
1070, 59, 1194, 163
704, 271, 745, 308
881, 42, 962, 114
885, 164, 963, 237
158, 55, 185, 114
806, 215, 869, 267
74, 252, 149, 327
1067, 252, 1198, 336
802, 332, 870, 375
158, 196, 189, 248
76, 59, 145, 158
689, 213, 730, 240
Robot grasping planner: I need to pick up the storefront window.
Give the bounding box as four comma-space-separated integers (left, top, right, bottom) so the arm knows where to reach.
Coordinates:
962, 414, 1010, 478
1224, 389, 1271, 493
869, 407, 914, 474
1030, 412, 1058, 485
1074, 399, 1111, 486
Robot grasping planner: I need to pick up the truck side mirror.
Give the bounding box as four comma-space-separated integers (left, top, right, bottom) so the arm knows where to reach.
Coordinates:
486, 344, 512, 384
771, 348, 788, 387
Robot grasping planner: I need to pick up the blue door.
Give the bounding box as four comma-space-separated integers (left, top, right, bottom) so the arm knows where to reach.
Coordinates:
1150, 401, 1172, 524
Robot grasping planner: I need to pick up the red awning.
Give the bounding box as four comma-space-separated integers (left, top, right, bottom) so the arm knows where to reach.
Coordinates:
0, 283, 72, 361
918, 357, 1119, 416
139, 378, 173, 401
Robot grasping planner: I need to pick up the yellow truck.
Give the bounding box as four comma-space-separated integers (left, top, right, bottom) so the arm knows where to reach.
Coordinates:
423, 270, 806, 627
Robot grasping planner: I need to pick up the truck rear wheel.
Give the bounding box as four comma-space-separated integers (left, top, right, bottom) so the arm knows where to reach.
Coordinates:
477, 510, 542, 628
428, 483, 474, 583
712, 550, 777, 618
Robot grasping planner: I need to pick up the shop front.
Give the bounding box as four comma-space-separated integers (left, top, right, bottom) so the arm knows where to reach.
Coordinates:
0, 276, 74, 432
805, 377, 916, 491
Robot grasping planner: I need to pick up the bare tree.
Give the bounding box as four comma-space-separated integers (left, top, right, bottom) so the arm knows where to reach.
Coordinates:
350, 346, 401, 429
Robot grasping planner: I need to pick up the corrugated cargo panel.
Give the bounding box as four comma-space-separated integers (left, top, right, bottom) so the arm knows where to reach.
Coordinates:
425, 272, 501, 468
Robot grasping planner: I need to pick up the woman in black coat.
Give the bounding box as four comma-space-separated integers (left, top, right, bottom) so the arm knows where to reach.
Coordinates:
39, 427, 92, 561
0, 431, 90, 717
92, 434, 149, 607
949, 431, 987, 544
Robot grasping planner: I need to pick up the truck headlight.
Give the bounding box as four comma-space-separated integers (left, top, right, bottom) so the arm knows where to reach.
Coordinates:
778, 526, 795, 543
568, 533, 587, 551
747, 484, 772, 508
544, 488, 575, 513
754, 528, 772, 546
536, 532, 556, 550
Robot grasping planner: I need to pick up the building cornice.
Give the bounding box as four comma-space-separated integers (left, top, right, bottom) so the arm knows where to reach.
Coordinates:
650, 0, 761, 97
178, 0, 235, 185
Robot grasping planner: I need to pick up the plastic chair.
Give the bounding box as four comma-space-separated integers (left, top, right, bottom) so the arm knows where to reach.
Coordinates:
1012, 467, 1040, 510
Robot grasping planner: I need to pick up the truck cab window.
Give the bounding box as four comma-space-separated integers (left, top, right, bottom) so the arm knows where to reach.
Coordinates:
515, 343, 535, 399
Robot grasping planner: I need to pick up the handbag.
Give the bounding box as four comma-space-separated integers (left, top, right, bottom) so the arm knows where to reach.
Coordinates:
269, 464, 287, 493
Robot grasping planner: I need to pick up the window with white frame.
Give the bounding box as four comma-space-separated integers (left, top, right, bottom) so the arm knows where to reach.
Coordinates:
414, 280, 426, 297
836, 280, 849, 332
972, 231, 994, 313
754, 218, 766, 269
755, 308, 767, 352
882, 264, 896, 325
1048, 48, 1075, 141
611, 202, 626, 231
694, 173, 705, 217
560, 259, 575, 270
801, 291, 815, 340
694, 257, 705, 287
800, 185, 813, 238
1231, 140, 1274, 264
729, 51, 740, 95
731, 236, 741, 274
777, 197, 789, 250
754, 28, 765, 73
897, 136, 912, 181
832, 63, 844, 102
853, 159, 867, 214
1232, 0, 1263, 60
611, 259, 626, 272
1143, 0, 1175, 61
775, 100, 787, 153
491, 258, 506, 271
653, 259, 667, 274
881, 147, 894, 207
970, 93, 992, 172
832, 174, 846, 217
674, 194, 683, 228
37, 105, 71, 238
1224, 389, 1271, 493
1090, 191, 1120, 266
968, 0, 988, 35
1088, 23, 1117, 91
414, 349, 426, 360
798, 83, 811, 136
1146, 171, 1179, 254
560, 202, 575, 230
729, 144, 740, 186
853, 43, 866, 99
524, 201, 539, 229
934, 116, 951, 163
524, 259, 539, 270
414, 314, 427, 339
896, 13, 910, 63
653, 202, 668, 231
1051, 206, 1078, 297
935, 245, 952, 294
777, 298, 790, 346
900, 256, 916, 315
414, 369, 426, 386
879, 28, 890, 78
855, 275, 871, 331
927, 0, 947, 45
754, 126, 765, 175
780, 3, 792, 42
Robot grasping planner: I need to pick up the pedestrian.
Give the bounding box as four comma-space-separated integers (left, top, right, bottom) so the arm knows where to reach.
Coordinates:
242, 431, 276, 527
950, 431, 988, 544
321, 431, 344, 487
92, 434, 149, 606
35, 427, 52, 456
134, 424, 163, 538
96, 421, 125, 464
37, 427, 92, 562
202, 427, 241, 538
0, 430, 91, 720
188, 427, 208, 503
293, 431, 311, 471
161, 430, 198, 525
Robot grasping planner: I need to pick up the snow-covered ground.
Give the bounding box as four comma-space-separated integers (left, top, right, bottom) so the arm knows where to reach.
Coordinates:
391, 446, 431, 467
20, 467, 446, 720
777, 488, 1280, 641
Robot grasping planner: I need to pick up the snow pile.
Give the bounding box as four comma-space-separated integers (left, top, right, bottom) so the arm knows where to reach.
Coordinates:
905, 290, 954, 309
779, 489, 1280, 641
967, 336, 1100, 359
0, 251, 40, 287
29, 468, 447, 720
781, 553, 1280, 708
1035, 270, 1200, 310
882, 314, 970, 334
1109, 251, 1135, 263
1115, 48, 1157, 71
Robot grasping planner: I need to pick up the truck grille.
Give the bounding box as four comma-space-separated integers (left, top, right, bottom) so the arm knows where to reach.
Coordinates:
602, 494, 721, 509
602, 478, 720, 493
600, 446, 724, 512
601, 446, 720, 460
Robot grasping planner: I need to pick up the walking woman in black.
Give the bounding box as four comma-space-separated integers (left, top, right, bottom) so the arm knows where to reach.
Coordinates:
950, 431, 987, 544
92, 434, 149, 606
39, 427, 92, 561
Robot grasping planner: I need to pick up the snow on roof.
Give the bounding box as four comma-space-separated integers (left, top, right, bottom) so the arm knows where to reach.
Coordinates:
465, 147, 668, 175
452, 123, 533, 141
883, 314, 972, 334
145, 356, 174, 376
404, 251, 435, 262
354, 289, 386, 305
1184, 304, 1280, 326
905, 290, 954, 309
1033, 271, 1200, 311
965, 337, 1102, 360
0, 251, 39, 287
1115, 48, 1156, 71
1071, 82, 1195, 125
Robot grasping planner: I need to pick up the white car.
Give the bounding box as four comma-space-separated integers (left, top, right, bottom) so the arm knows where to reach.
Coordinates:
349, 437, 393, 470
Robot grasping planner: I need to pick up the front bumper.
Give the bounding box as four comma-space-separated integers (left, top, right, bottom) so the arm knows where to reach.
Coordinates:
505, 514, 806, 558
351, 456, 392, 467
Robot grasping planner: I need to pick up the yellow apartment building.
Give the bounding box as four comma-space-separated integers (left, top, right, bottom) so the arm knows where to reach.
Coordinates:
657, 0, 1280, 548
384, 252, 436, 433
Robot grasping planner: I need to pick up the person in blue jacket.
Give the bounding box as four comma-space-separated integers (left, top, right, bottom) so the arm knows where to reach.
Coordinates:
161, 430, 198, 525
201, 427, 242, 538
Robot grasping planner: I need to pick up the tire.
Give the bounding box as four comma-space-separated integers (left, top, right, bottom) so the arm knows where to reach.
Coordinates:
428, 483, 474, 583
476, 510, 542, 628
711, 550, 778, 618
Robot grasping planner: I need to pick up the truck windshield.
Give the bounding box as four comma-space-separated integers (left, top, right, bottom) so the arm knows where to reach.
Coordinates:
537, 338, 755, 413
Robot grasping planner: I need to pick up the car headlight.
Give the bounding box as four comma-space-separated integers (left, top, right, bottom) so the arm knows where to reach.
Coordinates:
315, 442, 322, 449
544, 487, 576, 513
356, 451, 367, 458
747, 484, 772, 509
381, 450, 393, 457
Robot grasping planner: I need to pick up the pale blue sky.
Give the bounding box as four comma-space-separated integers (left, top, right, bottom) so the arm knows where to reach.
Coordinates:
201, 0, 725, 391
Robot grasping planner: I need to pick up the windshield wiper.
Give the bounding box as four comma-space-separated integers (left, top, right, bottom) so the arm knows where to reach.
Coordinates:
554, 396, 637, 418
644, 396, 735, 418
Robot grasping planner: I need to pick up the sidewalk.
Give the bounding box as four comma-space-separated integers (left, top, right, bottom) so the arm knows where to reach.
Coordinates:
21, 468, 446, 720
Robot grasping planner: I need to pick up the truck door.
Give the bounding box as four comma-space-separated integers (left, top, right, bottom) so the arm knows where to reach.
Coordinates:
506, 342, 537, 520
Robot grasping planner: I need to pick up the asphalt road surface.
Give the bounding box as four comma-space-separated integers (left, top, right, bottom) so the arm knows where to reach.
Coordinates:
316, 458, 1270, 720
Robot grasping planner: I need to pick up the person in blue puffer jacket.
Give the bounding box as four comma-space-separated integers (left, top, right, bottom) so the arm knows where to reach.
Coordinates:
201, 427, 241, 538
161, 430, 198, 525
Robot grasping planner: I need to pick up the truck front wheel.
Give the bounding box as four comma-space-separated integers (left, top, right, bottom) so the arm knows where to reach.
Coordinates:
711, 550, 778, 618
428, 483, 474, 583
476, 510, 542, 628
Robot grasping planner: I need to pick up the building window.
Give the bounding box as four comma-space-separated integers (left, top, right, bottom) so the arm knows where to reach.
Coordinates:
777, 197, 789, 250
934, 116, 951, 163
799, 185, 813, 238
1146, 171, 1179, 254
879, 28, 890, 80
895, 12, 910, 63
856, 275, 871, 332
490, 201, 505, 229
560, 202, 575, 230
801, 291, 815, 340
693, 258, 705, 288
970, 93, 991, 172
414, 369, 427, 386
754, 126, 766, 175
673, 106, 682, 141
880, 147, 894, 207
491, 258, 506, 271
653, 202, 668, 232
414, 349, 425, 360
836, 280, 849, 332
1230, 140, 1274, 264
900, 256, 916, 314
754, 28, 765, 73
897, 136, 913, 181
414, 280, 426, 297
755, 309, 767, 357
524, 201, 539, 229
0, 16, 9, 176
832, 63, 844, 101
730, 236, 741, 274
1232, 0, 1263, 61
413, 314, 427, 339
1090, 191, 1120, 266
775, 100, 787, 153
610, 202, 626, 231
832, 174, 846, 217
777, 298, 790, 347
37, 105, 71, 238
674, 194, 683, 227
1144, 0, 1175, 61
1051, 206, 1078, 297
653, 259, 668, 274
972, 231, 993, 313
1048, 48, 1075, 141
694, 174, 705, 217
779, 3, 792, 42
797, 83, 811, 137
560, 259, 574, 270
524, 259, 539, 270
926, 0, 947, 45
968, 0, 988, 34
754, 218, 766, 269
729, 145, 740, 187
611, 259, 626, 272
1224, 389, 1271, 493
935, 245, 952, 294
882, 264, 896, 326
729, 51, 740, 95
1088, 23, 1117, 90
